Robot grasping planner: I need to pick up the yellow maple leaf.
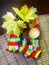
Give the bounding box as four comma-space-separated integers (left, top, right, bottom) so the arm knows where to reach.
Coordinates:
12, 5, 38, 23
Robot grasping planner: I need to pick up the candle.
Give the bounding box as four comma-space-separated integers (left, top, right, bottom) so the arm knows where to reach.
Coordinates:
29, 28, 40, 38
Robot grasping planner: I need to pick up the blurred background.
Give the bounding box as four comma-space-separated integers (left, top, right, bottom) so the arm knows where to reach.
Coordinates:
0, 0, 49, 35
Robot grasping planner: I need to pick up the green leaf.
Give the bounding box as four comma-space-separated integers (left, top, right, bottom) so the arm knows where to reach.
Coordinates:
32, 14, 38, 19
2, 12, 15, 21
31, 7, 37, 13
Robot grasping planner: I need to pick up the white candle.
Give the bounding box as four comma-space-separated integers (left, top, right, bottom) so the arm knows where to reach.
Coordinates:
29, 28, 40, 38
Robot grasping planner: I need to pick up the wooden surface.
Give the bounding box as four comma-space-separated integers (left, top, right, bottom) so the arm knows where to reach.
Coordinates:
0, 15, 49, 65
37, 15, 49, 65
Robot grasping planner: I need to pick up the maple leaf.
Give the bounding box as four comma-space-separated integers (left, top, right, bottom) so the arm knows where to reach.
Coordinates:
2, 12, 15, 21
12, 5, 38, 22
2, 12, 27, 36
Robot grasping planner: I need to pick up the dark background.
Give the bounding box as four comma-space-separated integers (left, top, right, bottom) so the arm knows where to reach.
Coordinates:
0, 0, 49, 35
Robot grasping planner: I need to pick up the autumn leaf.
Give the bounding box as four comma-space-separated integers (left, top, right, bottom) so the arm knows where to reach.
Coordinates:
2, 12, 27, 36
2, 5, 39, 36
2, 12, 15, 21
12, 5, 38, 22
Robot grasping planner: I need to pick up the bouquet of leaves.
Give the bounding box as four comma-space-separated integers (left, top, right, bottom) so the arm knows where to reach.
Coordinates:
2, 5, 38, 36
